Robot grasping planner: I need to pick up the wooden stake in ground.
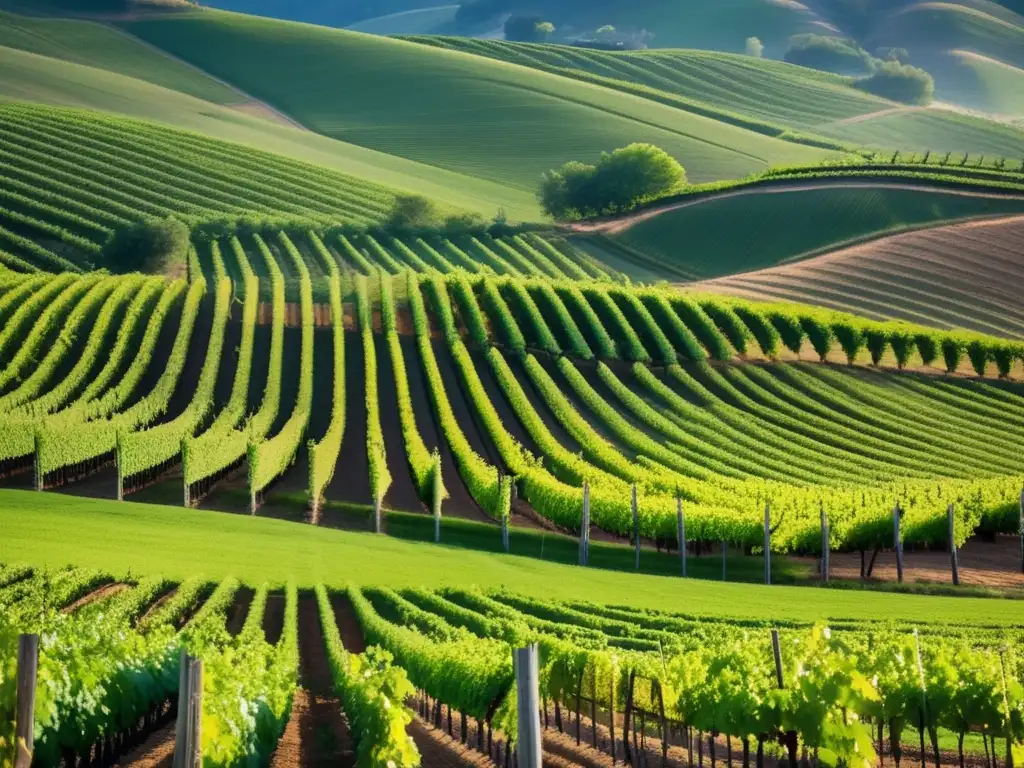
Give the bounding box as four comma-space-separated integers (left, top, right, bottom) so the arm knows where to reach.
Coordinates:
514, 645, 542, 768
677, 496, 686, 578
432, 455, 443, 544
632, 484, 640, 571
771, 630, 784, 689
14, 634, 38, 768
948, 503, 960, 586
893, 502, 904, 583
820, 505, 830, 583
763, 501, 771, 586
174, 653, 203, 768
1019, 485, 1023, 574
579, 481, 590, 566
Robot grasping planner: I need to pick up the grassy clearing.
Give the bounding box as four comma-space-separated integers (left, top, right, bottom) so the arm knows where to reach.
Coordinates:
0, 11, 240, 104
0, 46, 539, 218
118, 9, 830, 190
608, 184, 1024, 280
3, 489, 1024, 623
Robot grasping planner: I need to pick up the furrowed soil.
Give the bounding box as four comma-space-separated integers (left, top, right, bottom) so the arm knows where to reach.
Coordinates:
324, 331, 370, 506
263, 592, 285, 645
375, 333, 422, 514
269, 596, 355, 768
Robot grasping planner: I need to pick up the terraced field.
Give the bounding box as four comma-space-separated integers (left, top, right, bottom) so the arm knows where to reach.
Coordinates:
700, 215, 1024, 337
117, 9, 831, 190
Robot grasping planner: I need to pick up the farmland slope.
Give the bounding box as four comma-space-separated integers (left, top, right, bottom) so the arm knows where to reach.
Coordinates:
117, 9, 832, 190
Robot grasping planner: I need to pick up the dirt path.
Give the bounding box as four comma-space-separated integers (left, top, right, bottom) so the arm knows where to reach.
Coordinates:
796, 534, 1024, 588
116, 721, 175, 768
823, 105, 923, 126
103, 25, 309, 131
567, 180, 1024, 236
62, 582, 127, 613
269, 596, 356, 768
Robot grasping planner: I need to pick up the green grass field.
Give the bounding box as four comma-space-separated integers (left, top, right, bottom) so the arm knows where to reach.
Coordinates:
937, 50, 1024, 116
607, 184, 1024, 280
0, 11, 240, 104
3, 490, 1023, 624
118, 9, 831, 191
0, 44, 540, 219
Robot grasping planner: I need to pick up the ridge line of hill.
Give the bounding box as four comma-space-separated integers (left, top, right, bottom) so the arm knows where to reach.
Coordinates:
566, 177, 1024, 235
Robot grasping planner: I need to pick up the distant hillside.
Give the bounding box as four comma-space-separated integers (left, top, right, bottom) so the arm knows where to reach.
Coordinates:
201, 0, 443, 27
119, 9, 829, 193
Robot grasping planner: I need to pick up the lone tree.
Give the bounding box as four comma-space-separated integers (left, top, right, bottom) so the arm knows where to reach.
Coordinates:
539, 143, 687, 220
745, 36, 764, 58
504, 16, 555, 41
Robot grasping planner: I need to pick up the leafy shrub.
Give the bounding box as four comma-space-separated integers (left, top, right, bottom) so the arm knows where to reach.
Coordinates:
386, 195, 444, 231
941, 335, 965, 373
768, 311, 805, 355
863, 326, 889, 365
966, 339, 990, 376
854, 60, 934, 105
992, 344, 1016, 378
702, 302, 753, 356
745, 37, 764, 58
732, 306, 778, 356
102, 217, 189, 275
539, 144, 686, 219
784, 34, 870, 74
831, 320, 864, 364
914, 333, 939, 367
889, 330, 915, 369
800, 315, 834, 361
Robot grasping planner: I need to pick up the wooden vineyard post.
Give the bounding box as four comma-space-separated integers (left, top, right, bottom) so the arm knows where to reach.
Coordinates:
771, 630, 784, 689
764, 501, 771, 585
948, 503, 960, 586
632, 484, 640, 571
677, 496, 686, 578
514, 645, 542, 768
174, 652, 203, 768
893, 502, 904, 583
609, 674, 617, 765
14, 634, 38, 768
432, 458, 443, 544
1019, 485, 1023, 574
33, 434, 42, 492
579, 482, 590, 567
820, 505, 830, 583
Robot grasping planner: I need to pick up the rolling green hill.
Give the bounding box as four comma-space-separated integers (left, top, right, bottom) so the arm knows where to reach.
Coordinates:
118, 9, 832, 192
602, 184, 1024, 280
402, 36, 1024, 157
349, 4, 460, 34
403, 37, 892, 130
935, 50, 1024, 115
0, 11, 239, 104
817, 107, 1024, 156
0, 44, 541, 218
